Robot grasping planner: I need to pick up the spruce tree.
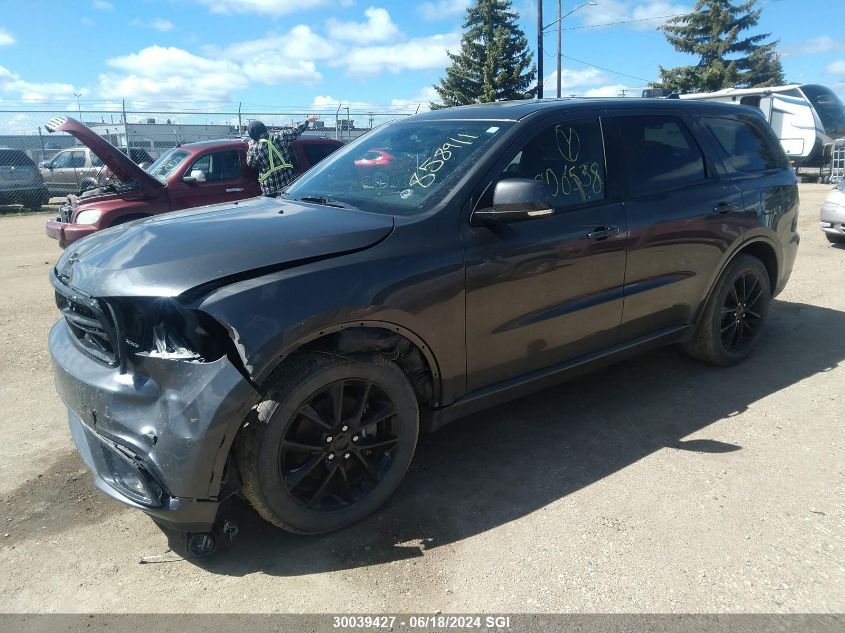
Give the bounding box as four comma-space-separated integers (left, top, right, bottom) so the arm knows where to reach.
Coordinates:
433, 0, 536, 107
655, 0, 785, 93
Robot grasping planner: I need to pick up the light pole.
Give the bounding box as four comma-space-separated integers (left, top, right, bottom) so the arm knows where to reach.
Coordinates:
543, 2, 596, 98
73, 92, 82, 116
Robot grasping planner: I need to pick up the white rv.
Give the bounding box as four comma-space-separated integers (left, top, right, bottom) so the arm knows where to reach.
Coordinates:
675, 84, 845, 172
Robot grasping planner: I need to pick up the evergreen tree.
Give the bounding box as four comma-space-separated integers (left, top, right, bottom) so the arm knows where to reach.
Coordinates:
654, 0, 785, 93
433, 0, 536, 107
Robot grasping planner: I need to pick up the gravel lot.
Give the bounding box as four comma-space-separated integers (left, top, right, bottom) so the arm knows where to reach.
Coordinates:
0, 185, 842, 613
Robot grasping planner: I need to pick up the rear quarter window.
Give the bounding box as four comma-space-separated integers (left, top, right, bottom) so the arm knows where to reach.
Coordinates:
701, 116, 787, 172
303, 142, 340, 167
0, 150, 35, 167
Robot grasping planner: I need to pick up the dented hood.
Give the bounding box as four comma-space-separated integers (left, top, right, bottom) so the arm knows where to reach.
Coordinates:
55, 196, 394, 298
45, 116, 163, 193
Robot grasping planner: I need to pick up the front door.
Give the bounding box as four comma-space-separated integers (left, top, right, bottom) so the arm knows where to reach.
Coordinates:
169, 149, 251, 210
463, 116, 627, 391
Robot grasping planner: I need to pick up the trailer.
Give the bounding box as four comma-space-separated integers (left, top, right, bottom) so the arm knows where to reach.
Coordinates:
665, 84, 845, 181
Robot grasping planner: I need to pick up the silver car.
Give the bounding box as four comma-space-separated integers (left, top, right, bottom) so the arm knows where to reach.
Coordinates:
821, 179, 845, 244
39, 147, 104, 195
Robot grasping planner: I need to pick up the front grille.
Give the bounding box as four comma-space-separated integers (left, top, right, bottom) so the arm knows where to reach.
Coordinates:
52, 274, 120, 366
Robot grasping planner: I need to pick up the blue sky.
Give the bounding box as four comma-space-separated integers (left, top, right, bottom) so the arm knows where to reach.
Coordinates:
0, 0, 842, 113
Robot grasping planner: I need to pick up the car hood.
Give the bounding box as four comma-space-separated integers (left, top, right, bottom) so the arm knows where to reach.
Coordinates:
55, 196, 394, 298
45, 116, 163, 194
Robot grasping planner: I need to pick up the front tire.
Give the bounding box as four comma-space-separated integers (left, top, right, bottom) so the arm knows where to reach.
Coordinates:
236, 352, 419, 534
825, 233, 845, 244
683, 254, 771, 366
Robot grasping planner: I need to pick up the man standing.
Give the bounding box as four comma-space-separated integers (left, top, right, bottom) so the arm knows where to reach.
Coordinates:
246, 115, 319, 197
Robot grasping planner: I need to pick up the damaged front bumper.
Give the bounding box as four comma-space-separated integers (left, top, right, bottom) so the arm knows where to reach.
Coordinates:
50, 319, 259, 532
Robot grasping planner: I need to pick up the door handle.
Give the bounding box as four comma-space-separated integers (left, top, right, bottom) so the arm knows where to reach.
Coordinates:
587, 226, 622, 241
226, 187, 244, 193
714, 202, 739, 214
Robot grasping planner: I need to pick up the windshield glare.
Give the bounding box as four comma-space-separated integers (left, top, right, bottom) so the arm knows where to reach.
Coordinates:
146, 148, 190, 183
286, 120, 513, 214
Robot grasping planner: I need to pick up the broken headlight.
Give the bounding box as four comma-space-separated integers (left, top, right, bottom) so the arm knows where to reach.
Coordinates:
113, 298, 229, 363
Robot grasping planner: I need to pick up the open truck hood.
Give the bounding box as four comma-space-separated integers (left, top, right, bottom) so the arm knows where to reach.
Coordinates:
45, 116, 163, 194
55, 196, 394, 298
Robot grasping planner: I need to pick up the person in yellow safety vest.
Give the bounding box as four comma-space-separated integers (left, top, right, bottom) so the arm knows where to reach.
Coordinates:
246, 115, 319, 197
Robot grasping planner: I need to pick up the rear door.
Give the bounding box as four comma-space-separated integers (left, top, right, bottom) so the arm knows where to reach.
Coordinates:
168, 149, 251, 209
602, 111, 750, 341
463, 114, 627, 390
699, 113, 797, 249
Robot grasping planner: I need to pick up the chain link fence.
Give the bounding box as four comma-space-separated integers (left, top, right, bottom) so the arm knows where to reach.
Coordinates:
0, 106, 415, 209
0, 107, 415, 163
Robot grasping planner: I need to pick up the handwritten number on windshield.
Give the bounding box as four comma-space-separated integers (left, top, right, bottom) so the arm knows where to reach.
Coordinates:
409, 134, 479, 188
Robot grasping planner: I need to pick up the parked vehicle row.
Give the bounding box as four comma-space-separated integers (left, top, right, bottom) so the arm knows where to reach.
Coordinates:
0, 148, 51, 210
43, 117, 343, 248
48, 98, 799, 555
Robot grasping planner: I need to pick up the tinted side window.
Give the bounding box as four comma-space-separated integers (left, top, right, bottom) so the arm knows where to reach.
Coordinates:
51, 152, 72, 168
502, 118, 606, 208
70, 152, 86, 168
188, 150, 241, 181
616, 115, 706, 196
702, 116, 786, 172
303, 143, 339, 166
0, 150, 34, 166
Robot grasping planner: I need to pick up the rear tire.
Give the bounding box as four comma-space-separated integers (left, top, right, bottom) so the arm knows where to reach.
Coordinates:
235, 352, 419, 534
683, 254, 771, 366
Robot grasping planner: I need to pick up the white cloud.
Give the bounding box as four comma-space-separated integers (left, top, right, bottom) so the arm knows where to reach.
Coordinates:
337, 31, 460, 75
0, 27, 14, 46
417, 0, 470, 21
214, 26, 339, 62
92, 0, 113, 10
785, 36, 845, 56
131, 18, 175, 32
98, 46, 248, 103
582, 84, 635, 97
826, 59, 845, 76
542, 68, 608, 91
193, 0, 330, 15
0, 65, 84, 102
242, 59, 321, 84
580, 1, 689, 31
326, 7, 401, 44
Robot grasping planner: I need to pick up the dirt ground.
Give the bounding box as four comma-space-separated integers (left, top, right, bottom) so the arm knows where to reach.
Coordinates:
0, 185, 842, 613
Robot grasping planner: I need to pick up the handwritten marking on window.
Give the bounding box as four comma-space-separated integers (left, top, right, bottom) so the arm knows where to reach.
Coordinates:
535, 161, 603, 203
408, 134, 479, 189
555, 126, 581, 162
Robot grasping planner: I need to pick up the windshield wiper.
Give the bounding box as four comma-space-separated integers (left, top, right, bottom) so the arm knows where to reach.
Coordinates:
297, 195, 355, 209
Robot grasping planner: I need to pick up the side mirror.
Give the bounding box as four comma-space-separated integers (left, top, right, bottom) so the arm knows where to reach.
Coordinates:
39, 160, 52, 170
183, 169, 206, 183
473, 178, 555, 226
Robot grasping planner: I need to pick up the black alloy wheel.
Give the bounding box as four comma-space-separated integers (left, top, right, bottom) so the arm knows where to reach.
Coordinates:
683, 254, 771, 366
280, 378, 401, 510
719, 272, 766, 353
236, 352, 419, 534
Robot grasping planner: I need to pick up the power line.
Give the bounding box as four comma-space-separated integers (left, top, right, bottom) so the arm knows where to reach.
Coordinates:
562, 13, 689, 30
554, 54, 653, 83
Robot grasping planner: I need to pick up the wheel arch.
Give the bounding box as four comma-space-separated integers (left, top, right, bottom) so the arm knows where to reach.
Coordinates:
258, 320, 443, 409
695, 236, 780, 325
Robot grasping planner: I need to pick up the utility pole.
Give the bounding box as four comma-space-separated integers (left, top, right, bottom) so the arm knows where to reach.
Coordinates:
556, 0, 562, 98
542, 3, 596, 100
537, 0, 543, 99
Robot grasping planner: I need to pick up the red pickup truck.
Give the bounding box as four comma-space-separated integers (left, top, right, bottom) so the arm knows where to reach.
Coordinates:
45, 117, 343, 248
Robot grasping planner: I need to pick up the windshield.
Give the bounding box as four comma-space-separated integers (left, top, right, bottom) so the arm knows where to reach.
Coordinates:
801, 84, 845, 138
146, 148, 190, 183
286, 120, 513, 214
